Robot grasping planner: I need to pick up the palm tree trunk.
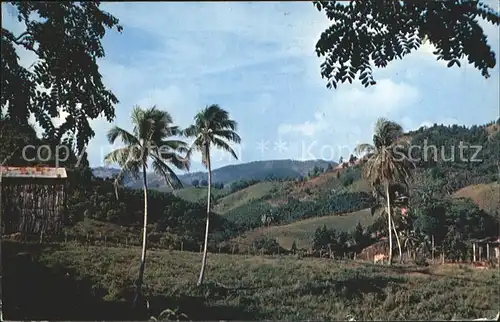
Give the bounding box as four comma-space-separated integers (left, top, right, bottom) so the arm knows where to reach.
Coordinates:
133, 164, 149, 309
197, 151, 211, 286
391, 216, 402, 263
385, 182, 393, 266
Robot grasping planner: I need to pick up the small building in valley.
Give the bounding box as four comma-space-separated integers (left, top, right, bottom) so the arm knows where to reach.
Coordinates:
470, 236, 500, 262
0, 166, 68, 235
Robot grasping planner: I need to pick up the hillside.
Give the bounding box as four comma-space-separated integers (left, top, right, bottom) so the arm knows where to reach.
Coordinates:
206, 120, 500, 246
214, 181, 283, 214
92, 159, 335, 190
233, 208, 374, 249
453, 182, 500, 217
86, 120, 500, 252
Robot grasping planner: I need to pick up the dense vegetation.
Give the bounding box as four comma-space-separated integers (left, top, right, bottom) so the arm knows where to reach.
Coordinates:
1, 2, 122, 151
66, 177, 237, 251
408, 120, 500, 193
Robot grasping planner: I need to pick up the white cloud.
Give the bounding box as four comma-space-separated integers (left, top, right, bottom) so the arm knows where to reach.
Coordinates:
277, 78, 419, 137
278, 112, 328, 137
274, 77, 422, 161
134, 85, 200, 128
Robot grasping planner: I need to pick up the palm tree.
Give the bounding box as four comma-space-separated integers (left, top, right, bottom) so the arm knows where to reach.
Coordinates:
104, 105, 189, 308
184, 104, 241, 286
355, 118, 414, 265
370, 196, 404, 263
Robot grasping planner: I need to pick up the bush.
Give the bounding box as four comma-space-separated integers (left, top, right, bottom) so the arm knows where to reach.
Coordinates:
253, 237, 285, 255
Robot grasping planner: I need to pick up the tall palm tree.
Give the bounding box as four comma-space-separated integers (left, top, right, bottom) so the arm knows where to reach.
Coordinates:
369, 196, 404, 263
184, 104, 241, 286
104, 105, 189, 308
372, 183, 410, 263
355, 118, 414, 265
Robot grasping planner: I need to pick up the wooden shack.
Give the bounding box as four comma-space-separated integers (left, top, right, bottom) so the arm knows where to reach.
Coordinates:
0, 166, 67, 235
470, 236, 500, 262
359, 238, 390, 261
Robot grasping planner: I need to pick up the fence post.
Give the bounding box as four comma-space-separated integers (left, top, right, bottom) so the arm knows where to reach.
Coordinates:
218, 244, 221, 253
231, 244, 235, 255
104, 235, 107, 247
431, 235, 435, 261
64, 231, 67, 243
200, 244, 202, 253
181, 241, 184, 252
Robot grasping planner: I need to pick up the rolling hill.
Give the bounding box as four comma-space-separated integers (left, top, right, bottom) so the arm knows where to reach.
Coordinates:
232, 208, 374, 249
92, 159, 335, 190
88, 120, 499, 251
453, 182, 500, 217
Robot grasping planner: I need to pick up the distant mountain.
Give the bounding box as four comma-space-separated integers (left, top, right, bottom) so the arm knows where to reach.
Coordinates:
92, 159, 336, 189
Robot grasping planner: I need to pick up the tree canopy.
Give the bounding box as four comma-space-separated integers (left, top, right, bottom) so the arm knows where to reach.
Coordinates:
1, 2, 122, 151
313, 0, 500, 89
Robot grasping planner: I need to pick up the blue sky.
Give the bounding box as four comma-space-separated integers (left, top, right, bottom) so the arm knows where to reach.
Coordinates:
3, 1, 499, 173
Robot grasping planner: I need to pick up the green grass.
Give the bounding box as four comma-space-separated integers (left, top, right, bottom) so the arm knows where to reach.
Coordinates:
4, 241, 499, 321
214, 182, 280, 214
234, 208, 374, 249
169, 186, 229, 204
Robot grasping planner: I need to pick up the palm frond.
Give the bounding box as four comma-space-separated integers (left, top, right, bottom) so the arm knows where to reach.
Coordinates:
185, 105, 240, 168
354, 143, 375, 155
212, 137, 238, 160
104, 147, 138, 166
107, 126, 140, 146
130, 106, 147, 138
183, 125, 198, 138
151, 146, 190, 172
111, 159, 141, 199
373, 118, 404, 148
155, 139, 189, 153
213, 130, 241, 144
147, 108, 176, 142
151, 154, 183, 189
214, 118, 237, 131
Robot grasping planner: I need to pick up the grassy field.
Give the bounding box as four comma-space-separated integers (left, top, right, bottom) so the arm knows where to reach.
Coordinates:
169, 186, 229, 204
4, 241, 498, 321
232, 208, 375, 250
214, 182, 280, 214
453, 182, 500, 217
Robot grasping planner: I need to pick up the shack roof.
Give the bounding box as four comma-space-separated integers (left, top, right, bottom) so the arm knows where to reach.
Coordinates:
470, 236, 500, 244
0, 166, 67, 179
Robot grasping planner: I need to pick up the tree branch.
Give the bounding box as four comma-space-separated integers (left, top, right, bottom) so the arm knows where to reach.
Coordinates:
2, 29, 39, 55
13, 31, 30, 43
